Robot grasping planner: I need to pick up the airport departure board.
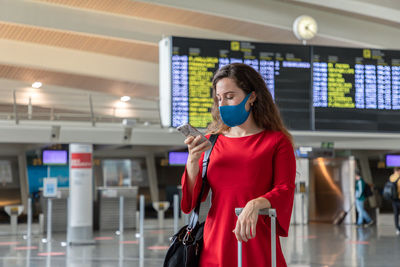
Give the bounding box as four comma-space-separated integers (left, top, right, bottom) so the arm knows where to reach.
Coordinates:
313, 46, 400, 131
159, 36, 400, 132
167, 37, 311, 129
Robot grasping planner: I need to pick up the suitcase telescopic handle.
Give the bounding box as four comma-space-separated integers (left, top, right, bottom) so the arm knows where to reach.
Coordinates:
235, 208, 276, 217
235, 208, 277, 267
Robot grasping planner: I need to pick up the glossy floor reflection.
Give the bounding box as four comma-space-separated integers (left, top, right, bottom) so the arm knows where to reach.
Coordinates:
0, 222, 400, 267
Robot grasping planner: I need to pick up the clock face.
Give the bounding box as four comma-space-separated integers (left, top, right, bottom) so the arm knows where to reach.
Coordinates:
293, 15, 318, 41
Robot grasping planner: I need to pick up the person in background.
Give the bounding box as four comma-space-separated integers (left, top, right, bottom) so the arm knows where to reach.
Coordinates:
355, 170, 373, 227
389, 167, 400, 235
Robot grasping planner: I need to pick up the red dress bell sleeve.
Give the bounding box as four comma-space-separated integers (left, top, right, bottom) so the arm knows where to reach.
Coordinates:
261, 133, 296, 237
181, 153, 211, 214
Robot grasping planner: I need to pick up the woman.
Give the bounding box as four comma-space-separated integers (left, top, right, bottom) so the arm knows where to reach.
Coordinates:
181, 63, 296, 267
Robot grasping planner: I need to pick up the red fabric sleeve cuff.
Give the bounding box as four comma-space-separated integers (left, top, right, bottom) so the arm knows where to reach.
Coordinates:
261, 189, 294, 237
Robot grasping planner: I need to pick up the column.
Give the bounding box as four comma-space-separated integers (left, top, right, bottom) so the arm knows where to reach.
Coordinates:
67, 144, 94, 245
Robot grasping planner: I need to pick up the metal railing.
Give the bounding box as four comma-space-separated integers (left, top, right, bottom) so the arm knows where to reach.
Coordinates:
0, 89, 160, 126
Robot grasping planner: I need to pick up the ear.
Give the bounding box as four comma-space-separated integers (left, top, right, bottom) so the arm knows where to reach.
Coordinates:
250, 91, 257, 103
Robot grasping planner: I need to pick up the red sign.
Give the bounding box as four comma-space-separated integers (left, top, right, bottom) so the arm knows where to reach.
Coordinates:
70, 153, 92, 169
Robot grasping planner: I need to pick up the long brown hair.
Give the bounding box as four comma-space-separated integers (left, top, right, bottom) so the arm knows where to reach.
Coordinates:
207, 63, 293, 144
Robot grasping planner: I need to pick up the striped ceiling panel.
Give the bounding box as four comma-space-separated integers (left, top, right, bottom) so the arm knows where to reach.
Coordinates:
35, 0, 358, 46
0, 22, 158, 62
0, 64, 158, 99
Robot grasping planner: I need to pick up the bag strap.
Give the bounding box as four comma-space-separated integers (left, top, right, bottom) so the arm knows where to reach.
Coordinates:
187, 134, 219, 230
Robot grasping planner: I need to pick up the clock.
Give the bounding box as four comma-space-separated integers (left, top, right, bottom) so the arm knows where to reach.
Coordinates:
293, 15, 318, 43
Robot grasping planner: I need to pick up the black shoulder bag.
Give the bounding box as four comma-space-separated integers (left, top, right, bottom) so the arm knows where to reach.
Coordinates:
163, 134, 219, 267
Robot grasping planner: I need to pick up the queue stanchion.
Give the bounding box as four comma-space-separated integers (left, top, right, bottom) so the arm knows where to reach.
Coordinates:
42, 177, 57, 243
139, 195, 145, 260
117, 196, 124, 235
23, 198, 33, 267
173, 194, 179, 233
119, 226, 124, 267
47, 198, 52, 242
27, 198, 32, 238
139, 195, 145, 238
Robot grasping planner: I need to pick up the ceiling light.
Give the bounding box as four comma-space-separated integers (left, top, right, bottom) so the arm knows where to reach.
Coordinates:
115, 101, 126, 108
120, 96, 131, 102
32, 82, 42, 89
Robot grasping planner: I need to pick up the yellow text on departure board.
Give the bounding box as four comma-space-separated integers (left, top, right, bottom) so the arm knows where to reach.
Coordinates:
188, 56, 218, 128
327, 63, 355, 108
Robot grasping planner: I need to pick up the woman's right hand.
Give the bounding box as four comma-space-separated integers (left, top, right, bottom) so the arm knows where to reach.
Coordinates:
185, 135, 212, 162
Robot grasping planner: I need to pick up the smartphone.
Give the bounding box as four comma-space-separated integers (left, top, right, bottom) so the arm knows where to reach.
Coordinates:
177, 123, 210, 145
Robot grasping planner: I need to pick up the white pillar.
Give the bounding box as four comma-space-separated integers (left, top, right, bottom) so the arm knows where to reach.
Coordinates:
67, 144, 95, 245
17, 153, 29, 215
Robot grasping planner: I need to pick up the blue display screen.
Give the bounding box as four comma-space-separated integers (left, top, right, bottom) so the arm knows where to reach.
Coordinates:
386, 154, 400, 167
43, 150, 68, 165
169, 151, 189, 166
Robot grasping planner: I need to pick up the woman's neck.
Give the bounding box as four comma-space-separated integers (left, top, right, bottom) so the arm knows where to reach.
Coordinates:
224, 116, 264, 137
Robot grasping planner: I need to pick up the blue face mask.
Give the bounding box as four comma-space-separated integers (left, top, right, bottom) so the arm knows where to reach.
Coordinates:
219, 93, 252, 127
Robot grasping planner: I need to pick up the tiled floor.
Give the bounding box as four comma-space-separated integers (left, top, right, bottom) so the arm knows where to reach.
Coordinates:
1, 221, 400, 267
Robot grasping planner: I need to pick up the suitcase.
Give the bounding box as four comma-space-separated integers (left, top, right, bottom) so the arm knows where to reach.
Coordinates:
333, 210, 348, 225
333, 203, 354, 225
235, 208, 277, 267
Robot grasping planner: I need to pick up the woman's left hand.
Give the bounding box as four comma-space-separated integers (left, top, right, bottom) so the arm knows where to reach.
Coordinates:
233, 197, 271, 242
233, 199, 260, 242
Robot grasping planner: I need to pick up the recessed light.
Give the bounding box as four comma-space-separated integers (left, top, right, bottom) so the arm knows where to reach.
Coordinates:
32, 82, 42, 89
120, 96, 131, 102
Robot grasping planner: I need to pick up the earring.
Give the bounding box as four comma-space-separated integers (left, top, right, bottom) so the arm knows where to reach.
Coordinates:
250, 102, 254, 107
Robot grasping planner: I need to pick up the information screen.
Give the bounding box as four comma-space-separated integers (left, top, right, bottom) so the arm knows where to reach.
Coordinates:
160, 36, 400, 133
386, 154, 400, 167
313, 46, 400, 131
168, 151, 189, 166
170, 37, 311, 130
42, 150, 68, 165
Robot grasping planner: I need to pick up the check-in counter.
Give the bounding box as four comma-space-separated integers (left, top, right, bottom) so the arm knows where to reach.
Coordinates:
40, 188, 69, 232
97, 187, 138, 230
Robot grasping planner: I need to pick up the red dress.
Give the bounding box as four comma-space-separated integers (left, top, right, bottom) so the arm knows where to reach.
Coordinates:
181, 130, 296, 267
